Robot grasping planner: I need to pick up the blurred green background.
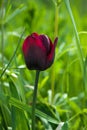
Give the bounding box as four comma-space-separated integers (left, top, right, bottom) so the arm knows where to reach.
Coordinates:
0, 0, 87, 130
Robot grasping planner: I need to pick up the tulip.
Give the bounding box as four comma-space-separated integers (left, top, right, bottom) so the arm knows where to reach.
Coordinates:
22, 32, 58, 130
22, 33, 58, 71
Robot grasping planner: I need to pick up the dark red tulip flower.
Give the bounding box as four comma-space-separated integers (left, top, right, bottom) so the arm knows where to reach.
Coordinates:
22, 33, 58, 71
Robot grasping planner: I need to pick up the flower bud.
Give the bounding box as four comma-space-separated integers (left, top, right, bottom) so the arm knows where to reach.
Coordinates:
22, 33, 58, 70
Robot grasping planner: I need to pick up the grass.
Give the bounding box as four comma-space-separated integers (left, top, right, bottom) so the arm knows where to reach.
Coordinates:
0, 0, 87, 129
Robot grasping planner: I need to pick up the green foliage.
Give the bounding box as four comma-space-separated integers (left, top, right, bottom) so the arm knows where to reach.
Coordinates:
0, 0, 87, 129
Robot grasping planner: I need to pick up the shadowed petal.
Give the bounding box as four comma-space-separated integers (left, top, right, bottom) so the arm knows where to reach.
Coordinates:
46, 37, 58, 68
24, 43, 47, 70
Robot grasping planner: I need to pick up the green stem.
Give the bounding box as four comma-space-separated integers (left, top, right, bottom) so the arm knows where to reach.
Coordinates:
51, 5, 58, 103
32, 70, 40, 130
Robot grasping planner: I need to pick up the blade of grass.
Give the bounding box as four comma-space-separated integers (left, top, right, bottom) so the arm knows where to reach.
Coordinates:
10, 81, 29, 130
35, 109, 59, 124
1, 0, 4, 66
63, 0, 87, 89
79, 31, 87, 35
63, 0, 84, 75
0, 29, 25, 79
5, 6, 27, 23
84, 57, 87, 89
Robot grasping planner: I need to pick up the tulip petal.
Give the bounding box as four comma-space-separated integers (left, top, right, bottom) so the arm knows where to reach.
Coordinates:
46, 37, 58, 68
39, 35, 50, 54
54, 37, 58, 47
25, 43, 47, 70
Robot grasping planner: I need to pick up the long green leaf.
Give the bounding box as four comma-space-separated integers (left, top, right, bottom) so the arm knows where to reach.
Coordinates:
63, 0, 84, 73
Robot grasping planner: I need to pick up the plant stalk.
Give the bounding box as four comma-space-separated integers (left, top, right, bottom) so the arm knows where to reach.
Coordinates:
51, 4, 58, 103
32, 70, 40, 130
